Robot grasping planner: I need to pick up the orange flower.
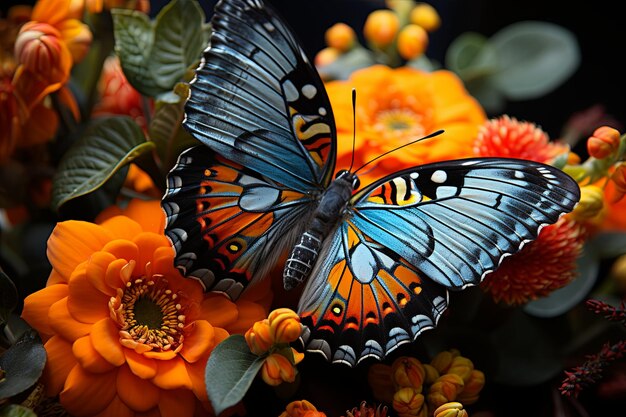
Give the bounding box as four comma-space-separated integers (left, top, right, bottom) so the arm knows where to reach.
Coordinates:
474, 115, 569, 163
22, 199, 270, 417
326, 65, 485, 186
480, 216, 585, 305
279, 400, 325, 417
86, 0, 150, 14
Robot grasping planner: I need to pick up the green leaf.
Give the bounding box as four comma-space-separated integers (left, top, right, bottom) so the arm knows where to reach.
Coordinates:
149, 83, 199, 171
0, 271, 18, 327
0, 404, 37, 417
0, 330, 46, 399
52, 117, 154, 211
205, 335, 265, 416
489, 21, 580, 100
317, 47, 376, 81
445, 32, 498, 82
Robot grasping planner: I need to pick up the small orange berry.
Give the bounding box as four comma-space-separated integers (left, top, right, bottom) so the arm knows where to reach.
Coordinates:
325, 22, 356, 52
363, 9, 400, 47
315, 47, 341, 67
410, 3, 441, 32
587, 126, 621, 159
397, 24, 428, 60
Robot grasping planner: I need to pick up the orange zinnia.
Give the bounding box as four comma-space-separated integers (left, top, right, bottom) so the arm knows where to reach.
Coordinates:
326, 65, 485, 186
22, 199, 271, 417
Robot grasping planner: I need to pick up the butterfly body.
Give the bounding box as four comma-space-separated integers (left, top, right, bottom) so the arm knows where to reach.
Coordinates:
162, 0, 581, 366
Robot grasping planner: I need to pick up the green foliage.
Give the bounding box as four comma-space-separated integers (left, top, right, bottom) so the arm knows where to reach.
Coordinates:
51, 116, 154, 211
0, 405, 37, 417
112, 0, 209, 97
0, 330, 46, 400
0, 271, 17, 328
205, 335, 265, 416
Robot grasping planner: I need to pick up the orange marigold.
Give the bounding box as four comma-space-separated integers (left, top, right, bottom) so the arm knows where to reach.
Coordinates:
474, 115, 569, 163
22, 199, 270, 417
326, 65, 485, 186
480, 216, 585, 305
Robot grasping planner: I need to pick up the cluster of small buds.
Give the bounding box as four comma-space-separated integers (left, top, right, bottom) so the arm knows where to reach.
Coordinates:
244, 308, 304, 386
316, 1, 440, 73
279, 400, 327, 417
368, 349, 484, 416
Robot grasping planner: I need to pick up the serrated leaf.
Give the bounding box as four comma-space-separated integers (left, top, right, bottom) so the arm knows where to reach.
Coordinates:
0, 330, 46, 399
205, 335, 265, 416
150, 83, 199, 171
0, 271, 18, 326
152, 0, 207, 89
0, 404, 37, 417
490, 21, 580, 100
52, 117, 153, 211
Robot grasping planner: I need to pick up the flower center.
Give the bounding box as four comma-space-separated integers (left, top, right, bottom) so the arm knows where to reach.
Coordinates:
109, 263, 185, 353
373, 109, 425, 137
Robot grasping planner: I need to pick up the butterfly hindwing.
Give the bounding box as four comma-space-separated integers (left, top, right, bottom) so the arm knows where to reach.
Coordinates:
184, 0, 337, 192
163, 145, 314, 299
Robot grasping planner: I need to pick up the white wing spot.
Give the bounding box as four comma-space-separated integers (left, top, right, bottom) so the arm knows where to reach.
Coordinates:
283, 80, 299, 102
410, 172, 419, 179
301, 84, 317, 99
431, 170, 447, 183
318, 107, 327, 116
514, 171, 524, 179
263, 22, 275, 32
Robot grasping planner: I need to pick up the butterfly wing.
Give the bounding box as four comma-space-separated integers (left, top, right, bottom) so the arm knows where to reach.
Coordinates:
163, 145, 314, 299
184, 0, 337, 192
298, 158, 580, 365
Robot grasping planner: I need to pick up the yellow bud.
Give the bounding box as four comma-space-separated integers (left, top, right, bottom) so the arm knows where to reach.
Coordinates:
245, 318, 273, 355
325, 23, 356, 52
410, 3, 441, 32
368, 363, 395, 403
280, 400, 318, 417
363, 9, 400, 47
268, 308, 302, 344
447, 356, 474, 383
457, 369, 485, 404
261, 353, 297, 386
433, 402, 468, 417
570, 185, 604, 221
391, 356, 426, 390
392, 387, 425, 416
397, 24, 428, 60
423, 364, 440, 384
427, 374, 465, 409
430, 350, 458, 374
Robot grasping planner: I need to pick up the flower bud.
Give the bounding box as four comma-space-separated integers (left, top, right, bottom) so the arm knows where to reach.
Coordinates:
325, 23, 356, 52
268, 308, 302, 344
280, 400, 319, 417
447, 356, 474, 383
392, 356, 426, 390
587, 126, 621, 159
610, 254, 626, 293
245, 318, 273, 355
397, 24, 428, 60
427, 374, 465, 409
392, 387, 425, 416
15, 22, 71, 81
368, 363, 395, 403
423, 364, 440, 384
433, 402, 468, 417
410, 3, 441, 32
315, 47, 341, 67
261, 353, 297, 386
363, 10, 400, 47
610, 164, 626, 203
456, 369, 485, 404
570, 185, 604, 221
430, 349, 459, 374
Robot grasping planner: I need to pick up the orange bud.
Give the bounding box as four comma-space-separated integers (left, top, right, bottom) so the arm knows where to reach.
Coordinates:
392, 387, 425, 416
430, 349, 459, 374
291, 348, 305, 365
447, 356, 474, 383
587, 126, 621, 159
410, 3, 441, 32
610, 164, 626, 203
363, 10, 400, 47
427, 374, 465, 409
261, 353, 297, 386
245, 318, 273, 355
325, 23, 356, 52
368, 363, 395, 403
391, 356, 426, 390
280, 400, 319, 417
315, 47, 341, 67
15, 22, 72, 81
268, 308, 301, 344
302, 412, 327, 417
433, 402, 469, 417
456, 369, 485, 404
423, 364, 440, 384
397, 24, 428, 60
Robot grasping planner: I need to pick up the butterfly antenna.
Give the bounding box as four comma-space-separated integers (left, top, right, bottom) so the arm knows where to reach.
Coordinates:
348, 88, 357, 172
353, 129, 445, 175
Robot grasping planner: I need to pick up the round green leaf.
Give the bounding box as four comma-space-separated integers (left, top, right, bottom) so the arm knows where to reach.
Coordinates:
205, 335, 265, 416
317, 47, 376, 81
0, 271, 18, 326
0, 330, 46, 399
51, 116, 153, 211
445, 32, 498, 82
490, 21, 580, 100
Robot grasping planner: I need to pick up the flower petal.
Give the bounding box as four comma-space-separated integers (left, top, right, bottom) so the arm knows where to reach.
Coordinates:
158, 388, 196, 417
199, 295, 238, 328
42, 335, 77, 397
122, 199, 165, 234
32, 0, 72, 25
180, 320, 214, 363
152, 356, 192, 390
143, 350, 177, 360
117, 364, 160, 412
91, 318, 125, 367
99, 216, 143, 241
106, 258, 132, 289
49, 297, 91, 341
124, 349, 158, 379
67, 267, 110, 323
185, 355, 210, 402
132, 232, 170, 277
102, 239, 139, 264
73, 335, 116, 373
22, 284, 68, 337
60, 364, 117, 416
47, 221, 113, 282
86, 251, 118, 296
227, 300, 267, 334
92, 395, 134, 417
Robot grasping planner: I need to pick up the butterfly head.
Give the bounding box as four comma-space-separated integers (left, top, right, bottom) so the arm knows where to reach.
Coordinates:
335, 169, 360, 191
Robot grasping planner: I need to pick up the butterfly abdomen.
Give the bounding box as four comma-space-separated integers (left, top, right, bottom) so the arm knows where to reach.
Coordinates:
284, 231, 323, 290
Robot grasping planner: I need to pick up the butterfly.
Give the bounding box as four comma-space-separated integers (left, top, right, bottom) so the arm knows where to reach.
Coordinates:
162, 0, 581, 366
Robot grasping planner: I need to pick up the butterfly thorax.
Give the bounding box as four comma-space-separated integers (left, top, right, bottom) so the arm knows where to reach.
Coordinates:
283, 170, 359, 290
